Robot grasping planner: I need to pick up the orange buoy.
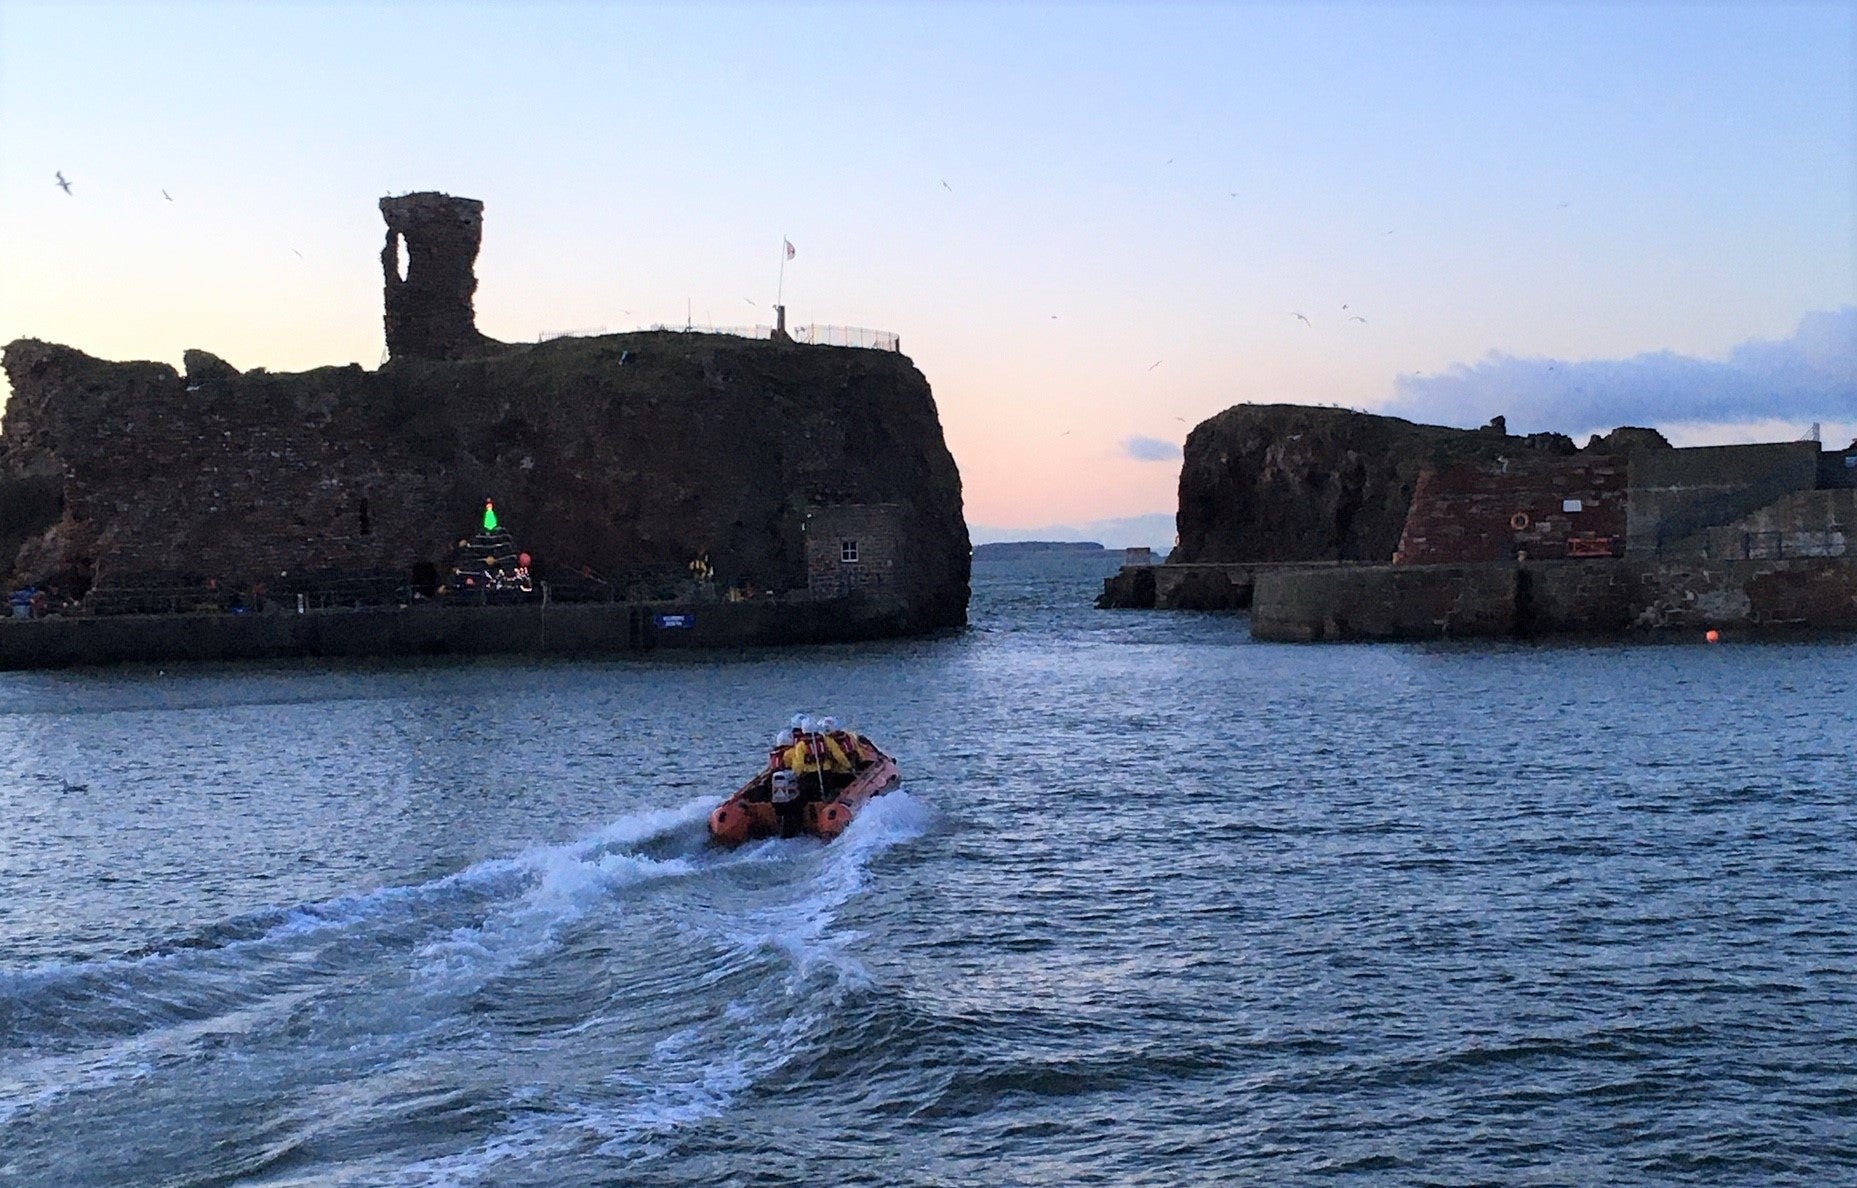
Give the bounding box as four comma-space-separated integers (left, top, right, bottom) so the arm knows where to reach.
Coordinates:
1705, 629, 1721, 644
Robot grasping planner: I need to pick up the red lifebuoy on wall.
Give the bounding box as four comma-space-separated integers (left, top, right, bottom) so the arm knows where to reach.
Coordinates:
1509, 512, 1530, 531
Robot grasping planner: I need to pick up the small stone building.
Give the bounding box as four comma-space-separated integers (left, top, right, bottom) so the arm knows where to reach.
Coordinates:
804, 504, 902, 600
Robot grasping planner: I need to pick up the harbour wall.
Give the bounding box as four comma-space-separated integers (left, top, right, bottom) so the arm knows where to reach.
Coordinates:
0, 596, 916, 670
1250, 557, 1857, 642
1096, 561, 1353, 611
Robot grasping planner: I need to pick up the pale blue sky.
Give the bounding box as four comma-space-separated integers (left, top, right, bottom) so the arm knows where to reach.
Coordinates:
3, 1, 1852, 527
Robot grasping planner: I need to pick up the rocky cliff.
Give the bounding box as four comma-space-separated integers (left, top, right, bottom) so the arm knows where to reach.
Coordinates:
0, 332, 969, 633
0, 193, 969, 636
1172, 404, 1667, 564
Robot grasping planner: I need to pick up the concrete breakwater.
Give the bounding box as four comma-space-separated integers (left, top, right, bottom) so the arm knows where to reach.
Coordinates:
0, 595, 919, 670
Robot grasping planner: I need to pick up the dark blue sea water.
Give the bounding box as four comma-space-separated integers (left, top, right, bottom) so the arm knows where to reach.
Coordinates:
2, 552, 1855, 1185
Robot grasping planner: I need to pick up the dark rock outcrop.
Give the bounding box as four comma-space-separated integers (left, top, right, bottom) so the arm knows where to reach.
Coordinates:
1584, 425, 1672, 455
0, 192, 968, 637
0, 331, 970, 634
1173, 404, 1661, 564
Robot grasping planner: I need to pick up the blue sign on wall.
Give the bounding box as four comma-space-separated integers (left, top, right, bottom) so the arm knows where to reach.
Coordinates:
654, 613, 694, 629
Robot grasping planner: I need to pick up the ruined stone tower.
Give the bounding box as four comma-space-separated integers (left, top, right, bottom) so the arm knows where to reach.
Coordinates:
379, 192, 498, 361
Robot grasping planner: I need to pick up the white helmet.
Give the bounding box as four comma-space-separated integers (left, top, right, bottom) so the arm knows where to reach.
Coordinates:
775, 729, 795, 747
789, 713, 807, 730
798, 715, 816, 734
818, 716, 838, 732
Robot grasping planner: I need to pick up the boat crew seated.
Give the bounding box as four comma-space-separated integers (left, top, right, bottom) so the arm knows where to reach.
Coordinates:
783, 728, 854, 778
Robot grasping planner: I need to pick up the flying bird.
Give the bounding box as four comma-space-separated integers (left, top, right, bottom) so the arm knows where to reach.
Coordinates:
162, 189, 173, 201
1291, 312, 1311, 327
1348, 315, 1367, 323
941, 179, 952, 192
743, 297, 756, 305
1148, 360, 1163, 371
291, 249, 304, 259
54, 171, 72, 195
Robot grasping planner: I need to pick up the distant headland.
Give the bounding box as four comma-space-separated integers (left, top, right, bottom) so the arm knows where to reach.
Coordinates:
974, 541, 1109, 557
0, 192, 971, 667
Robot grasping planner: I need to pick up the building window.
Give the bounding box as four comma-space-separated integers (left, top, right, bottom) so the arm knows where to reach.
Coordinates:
841, 539, 859, 563
1562, 498, 1583, 513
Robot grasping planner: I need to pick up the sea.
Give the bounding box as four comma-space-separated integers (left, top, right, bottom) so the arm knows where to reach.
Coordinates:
2, 550, 1854, 1186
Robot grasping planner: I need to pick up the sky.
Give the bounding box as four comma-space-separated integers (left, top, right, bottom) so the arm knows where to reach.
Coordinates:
2, 1, 1852, 544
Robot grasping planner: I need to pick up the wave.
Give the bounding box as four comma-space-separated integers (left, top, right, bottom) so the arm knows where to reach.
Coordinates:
387, 789, 932, 1185
0, 788, 931, 1183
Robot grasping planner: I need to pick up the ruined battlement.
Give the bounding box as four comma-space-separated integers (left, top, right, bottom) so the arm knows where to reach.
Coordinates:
379, 192, 501, 362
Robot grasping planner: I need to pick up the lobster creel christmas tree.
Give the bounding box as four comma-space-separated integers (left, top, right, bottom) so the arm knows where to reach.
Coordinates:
447, 500, 534, 597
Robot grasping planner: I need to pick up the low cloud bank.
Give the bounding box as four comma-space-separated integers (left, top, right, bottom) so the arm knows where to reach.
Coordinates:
1122, 435, 1183, 461
1385, 307, 1854, 437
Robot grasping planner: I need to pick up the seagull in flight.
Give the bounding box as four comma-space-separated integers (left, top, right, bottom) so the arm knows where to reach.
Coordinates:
1348, 315, 1367, 323
55, 171, 72, 195
162, 189, 173, 201
1148, 360, 1162, 371
1291, 312, 1311, 327
941, 179, 952, 192
291, 249, 304, 259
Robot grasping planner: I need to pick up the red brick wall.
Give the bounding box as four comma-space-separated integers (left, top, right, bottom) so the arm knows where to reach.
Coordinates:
1395, 457, 1627, 565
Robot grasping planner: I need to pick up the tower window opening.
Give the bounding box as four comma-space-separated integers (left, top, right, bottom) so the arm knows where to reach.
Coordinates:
393, 233, 407, 282
841, 539, 859, 563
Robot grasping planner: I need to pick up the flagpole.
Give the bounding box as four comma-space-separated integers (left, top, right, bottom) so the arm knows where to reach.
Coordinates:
777, 233, 787, 308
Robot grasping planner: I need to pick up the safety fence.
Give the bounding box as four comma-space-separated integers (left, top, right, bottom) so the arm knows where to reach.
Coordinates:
637, 323, 901, 352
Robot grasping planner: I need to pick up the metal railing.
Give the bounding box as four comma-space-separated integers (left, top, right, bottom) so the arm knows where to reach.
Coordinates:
636, 322, 901, 351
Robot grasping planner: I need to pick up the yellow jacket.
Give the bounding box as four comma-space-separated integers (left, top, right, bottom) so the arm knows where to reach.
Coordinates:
784, 733, 852, 775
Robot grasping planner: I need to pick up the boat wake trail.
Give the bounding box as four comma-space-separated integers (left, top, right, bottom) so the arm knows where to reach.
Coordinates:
0, 789, 930, 1185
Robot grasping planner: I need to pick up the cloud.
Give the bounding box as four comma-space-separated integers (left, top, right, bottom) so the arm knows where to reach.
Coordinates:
1122, 435, 1183, 461
1384, 308, 1856, 436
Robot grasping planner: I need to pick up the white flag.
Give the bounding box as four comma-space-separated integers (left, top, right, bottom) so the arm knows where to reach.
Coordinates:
784, 238, 795, 260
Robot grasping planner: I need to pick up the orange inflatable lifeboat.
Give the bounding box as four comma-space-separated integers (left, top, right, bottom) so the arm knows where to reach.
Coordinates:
708, 723, 900, 847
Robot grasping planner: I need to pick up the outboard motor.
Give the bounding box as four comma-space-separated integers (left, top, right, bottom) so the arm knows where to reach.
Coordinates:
770, 770, 798, 804
770, 769, 803, 839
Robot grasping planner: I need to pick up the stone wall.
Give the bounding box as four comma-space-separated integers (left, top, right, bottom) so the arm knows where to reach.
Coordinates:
1251, 556, 1857, 641
805, 503, 902, 600
1251, 563, 1519, 641
1701, 488, 1854, 560
1633, 558, 1857, 630
0, 594, 932, 670
1627, 441, 1820, 554
1395, 456, 1628, 564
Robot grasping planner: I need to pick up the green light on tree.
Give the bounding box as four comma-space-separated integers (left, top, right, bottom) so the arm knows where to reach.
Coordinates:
483, 500, 499, 532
